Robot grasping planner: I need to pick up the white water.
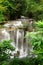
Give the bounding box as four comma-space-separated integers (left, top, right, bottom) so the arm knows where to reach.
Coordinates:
0, 18, 36, 59
0, 21, 32, 58
1, 28, 28, 58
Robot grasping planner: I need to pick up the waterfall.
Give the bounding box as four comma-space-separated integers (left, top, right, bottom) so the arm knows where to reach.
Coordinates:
1, 28, 29, 58
1, 20, 30, 58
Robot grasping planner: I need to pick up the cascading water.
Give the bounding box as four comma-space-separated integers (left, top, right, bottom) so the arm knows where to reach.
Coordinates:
0, 21, 32, 58
8, 29, 28, 58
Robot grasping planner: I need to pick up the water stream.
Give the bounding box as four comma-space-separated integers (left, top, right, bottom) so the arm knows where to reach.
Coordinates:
0, 20, 34, 58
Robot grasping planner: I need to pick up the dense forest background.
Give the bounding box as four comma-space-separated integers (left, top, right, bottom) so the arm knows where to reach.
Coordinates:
0, 0, 43, 21
0, 0, 43, 65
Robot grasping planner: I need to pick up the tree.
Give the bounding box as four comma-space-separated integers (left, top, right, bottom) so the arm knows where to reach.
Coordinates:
25, 0, 43, 20
7, 0, 26, 20
0, 0, 27, 21
0, 0, 7, 21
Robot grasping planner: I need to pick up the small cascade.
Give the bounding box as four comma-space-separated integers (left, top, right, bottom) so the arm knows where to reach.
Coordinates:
0, 20, 34, 58
1, 28, 28, 58
10, 29, 28, 58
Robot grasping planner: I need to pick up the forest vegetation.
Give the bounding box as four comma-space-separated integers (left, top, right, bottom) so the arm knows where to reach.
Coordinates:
0, 0, 43, 22
0, 0, 43, 65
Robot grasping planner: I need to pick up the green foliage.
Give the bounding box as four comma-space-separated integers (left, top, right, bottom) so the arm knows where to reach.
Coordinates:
9, 57, 43, 65
0, 0, 26, 21
7, 0, 26, 20
27, 32, 43, 53
0, 40, 15, 65
25, 0, 43, 20
0, 0, 43, 21
26, 31, 43, 64
0, 12, 5, 21
35, 21, 43, 28
26, 21, 43, 65
0, 0, 8, 22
